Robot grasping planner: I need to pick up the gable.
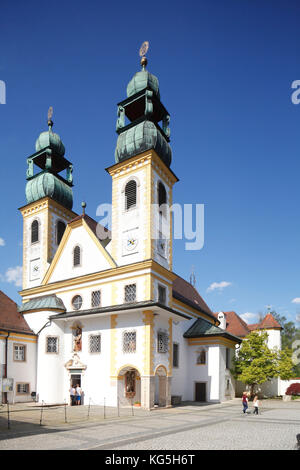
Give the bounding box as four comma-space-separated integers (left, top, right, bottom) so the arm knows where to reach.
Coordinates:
43, 218, 116, 284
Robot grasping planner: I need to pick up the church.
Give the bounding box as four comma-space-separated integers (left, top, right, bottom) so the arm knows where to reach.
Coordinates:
17, 49, 242, 409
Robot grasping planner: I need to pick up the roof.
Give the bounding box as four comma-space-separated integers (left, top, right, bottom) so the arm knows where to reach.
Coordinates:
68, 213, 111, 245
172, 275, 216, 321
214, 311, 282, 338
258, 313, 282, 329
0, 290, 35, 335
49, 301, 191, 321
183, 316, 241, 343
19, 295, 66, 314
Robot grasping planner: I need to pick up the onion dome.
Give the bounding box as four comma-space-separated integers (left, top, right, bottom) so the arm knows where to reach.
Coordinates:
25, 172, 73, 210
25, 108, 74, 210
127, 68, 160, 99
115, 120, 171, 167
35, 129, 65, 157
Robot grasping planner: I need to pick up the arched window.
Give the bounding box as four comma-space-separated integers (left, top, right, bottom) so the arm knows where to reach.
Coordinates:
31, 220, 39, 244
158, 182, 167, 218
56, 220, 66, 245
73, 245, 81, 267
125, 180, 137, 211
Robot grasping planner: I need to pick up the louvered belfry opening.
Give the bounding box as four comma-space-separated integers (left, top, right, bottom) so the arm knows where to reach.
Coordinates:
73, 245, 81, 266
31, 220, 39, 244
125, 180, 137, 210
158, 181, 167, 219
56, 220, 66, 245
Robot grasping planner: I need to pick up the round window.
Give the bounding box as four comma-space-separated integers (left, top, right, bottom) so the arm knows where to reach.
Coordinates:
72, 295, 83, 310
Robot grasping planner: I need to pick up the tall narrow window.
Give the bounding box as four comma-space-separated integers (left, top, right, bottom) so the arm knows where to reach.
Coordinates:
125, 180, 137, 211
158, 285, 166, 304
173, 343, 179, 368
91, 290, 101, 308
157, 331, 168, 353
158, 182, 167, 218
56, 220, 66, 245
73, 246, 81, 266
197, 349, 206, 365
31, 220, 39, 244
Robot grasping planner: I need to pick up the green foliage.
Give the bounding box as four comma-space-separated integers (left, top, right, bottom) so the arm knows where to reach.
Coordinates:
231, 330, 294, 393
272, 311, 300, 376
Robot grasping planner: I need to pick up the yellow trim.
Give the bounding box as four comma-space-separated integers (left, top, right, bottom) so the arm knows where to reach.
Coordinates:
110, 314, 118, 377
82, 218, 117, 268
187, 337, 237, 348
143, 310, 154, 376
116, 364, 142, 377
42, 217, 116, 285
154, 364, 169, 376
20, 260, 175, 298
168, 317, 173, 376
107, 150, 178, 186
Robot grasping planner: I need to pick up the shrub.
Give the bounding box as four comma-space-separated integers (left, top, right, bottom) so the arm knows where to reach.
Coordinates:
286, 383, 300, 396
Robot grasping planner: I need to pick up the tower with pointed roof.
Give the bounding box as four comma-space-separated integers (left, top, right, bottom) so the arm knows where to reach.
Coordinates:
19, 111, 77, 290
106, 49, 178, 271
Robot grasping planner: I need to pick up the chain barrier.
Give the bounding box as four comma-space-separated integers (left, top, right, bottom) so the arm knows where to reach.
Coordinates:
0, 396, 141, 429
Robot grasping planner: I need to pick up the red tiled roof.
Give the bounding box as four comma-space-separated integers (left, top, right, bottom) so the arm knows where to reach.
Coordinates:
173, 276, 215, 320
0, 291, 35, 335
214, 311, 282, 337
258, 313, 282, 330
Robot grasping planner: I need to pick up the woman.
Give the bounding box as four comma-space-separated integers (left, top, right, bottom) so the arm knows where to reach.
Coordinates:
242, 392, 249, 414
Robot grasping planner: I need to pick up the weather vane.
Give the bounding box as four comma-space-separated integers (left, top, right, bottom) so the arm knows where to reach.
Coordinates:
139, 41, 149, 68
47, 106, 54, 128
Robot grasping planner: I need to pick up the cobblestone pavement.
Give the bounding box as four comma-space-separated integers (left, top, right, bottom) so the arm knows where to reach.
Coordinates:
0, 399, 299, 450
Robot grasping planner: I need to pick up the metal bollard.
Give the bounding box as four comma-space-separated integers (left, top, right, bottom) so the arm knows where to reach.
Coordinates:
64, 400, 67, 423
117, 396, 120, 417
7, 400, 10, 430
131, 398, 134, 416
88, 398, 91, 419
40, 400, 44, 426
104, 397, 106, 419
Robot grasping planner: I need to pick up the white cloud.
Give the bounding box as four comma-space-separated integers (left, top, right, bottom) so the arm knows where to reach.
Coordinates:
240, 312, 259, 324
0, 237, 5, 246
207, 281, 232, 293
3, 266, 23, 287
292, 298, 300, 304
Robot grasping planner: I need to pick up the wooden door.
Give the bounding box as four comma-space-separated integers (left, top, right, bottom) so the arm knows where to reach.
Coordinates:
195, 382, 206, 402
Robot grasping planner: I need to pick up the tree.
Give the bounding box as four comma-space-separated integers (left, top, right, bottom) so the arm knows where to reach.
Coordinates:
272, 311, 300, 376
231, 330, 294, 396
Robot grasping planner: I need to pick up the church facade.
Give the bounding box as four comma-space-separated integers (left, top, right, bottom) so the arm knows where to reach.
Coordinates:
18, 55, 241, 408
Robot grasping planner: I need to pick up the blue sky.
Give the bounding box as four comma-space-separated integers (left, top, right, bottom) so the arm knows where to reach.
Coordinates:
0, 0, 300, 325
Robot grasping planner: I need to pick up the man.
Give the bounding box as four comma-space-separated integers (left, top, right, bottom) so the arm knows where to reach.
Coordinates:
69, 385, 76, 406
75, 383, 82, 405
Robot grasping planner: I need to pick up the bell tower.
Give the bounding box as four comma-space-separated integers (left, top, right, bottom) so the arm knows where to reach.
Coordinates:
20, 108, 77, 290
106, 43, 178, 270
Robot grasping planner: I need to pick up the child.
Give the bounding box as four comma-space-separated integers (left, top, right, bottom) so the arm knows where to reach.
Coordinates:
242, 392, 248, 414
253, 395, 259, 415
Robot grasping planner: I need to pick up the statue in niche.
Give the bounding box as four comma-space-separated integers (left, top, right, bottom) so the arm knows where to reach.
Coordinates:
125, 370, 136, 398
73, 327, 82, 352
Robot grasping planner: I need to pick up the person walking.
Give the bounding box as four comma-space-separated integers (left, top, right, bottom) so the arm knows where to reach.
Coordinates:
75, 383, 82, 406
253, 395, 259, 415
242, 392, 249, 414
69, 385, 76, 406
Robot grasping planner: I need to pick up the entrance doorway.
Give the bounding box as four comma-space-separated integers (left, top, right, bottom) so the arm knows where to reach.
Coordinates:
195, 382, 206, 402
70, 374, 81, 388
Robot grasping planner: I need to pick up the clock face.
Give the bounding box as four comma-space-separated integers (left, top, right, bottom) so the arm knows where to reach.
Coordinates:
126, 237, 138, 251
30, 259, 41, 281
